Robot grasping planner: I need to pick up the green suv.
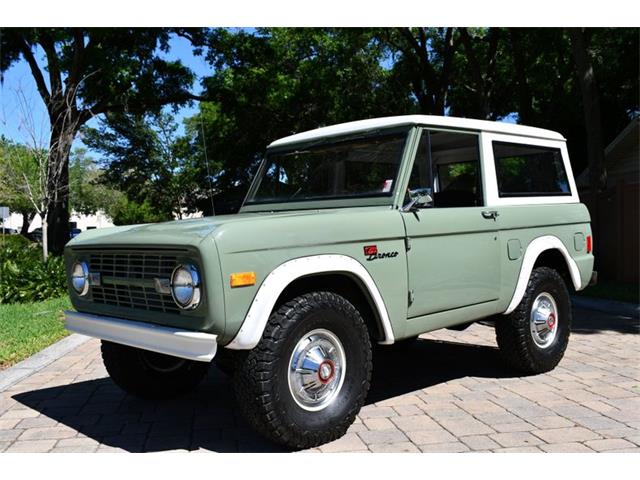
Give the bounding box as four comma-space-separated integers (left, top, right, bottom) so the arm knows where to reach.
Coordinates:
64, 115, 596, 449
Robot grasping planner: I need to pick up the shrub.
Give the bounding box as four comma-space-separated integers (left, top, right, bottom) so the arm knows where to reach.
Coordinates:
0, 235, 67, 304
0, 234, 31, 249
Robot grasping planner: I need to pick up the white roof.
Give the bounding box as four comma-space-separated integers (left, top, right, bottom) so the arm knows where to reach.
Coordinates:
269, 115, 565, 148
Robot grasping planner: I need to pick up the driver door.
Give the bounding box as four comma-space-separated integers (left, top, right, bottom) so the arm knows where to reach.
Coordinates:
402, 129, 501, 318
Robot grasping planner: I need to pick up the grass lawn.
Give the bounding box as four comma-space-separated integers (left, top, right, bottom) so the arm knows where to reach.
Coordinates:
0, 296, 71, 370
577, 280, 640, 304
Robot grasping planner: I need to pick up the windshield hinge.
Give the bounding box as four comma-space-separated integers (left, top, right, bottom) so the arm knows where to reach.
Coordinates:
404, 237, 412, 251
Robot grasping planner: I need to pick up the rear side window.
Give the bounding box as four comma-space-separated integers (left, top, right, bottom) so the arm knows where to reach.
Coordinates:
493, 142, 570, 197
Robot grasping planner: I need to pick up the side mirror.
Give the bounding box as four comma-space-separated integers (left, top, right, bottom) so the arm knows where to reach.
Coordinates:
402, 188, 434, 212
415, 192, 433, 208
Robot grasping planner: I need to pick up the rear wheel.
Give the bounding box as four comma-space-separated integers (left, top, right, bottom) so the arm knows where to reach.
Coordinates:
101, 341, 210, 399
496, 267, 571, 374
233, 291, 372, 449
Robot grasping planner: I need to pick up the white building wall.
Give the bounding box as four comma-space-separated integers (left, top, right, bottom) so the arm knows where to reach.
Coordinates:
2, 211, 114, 232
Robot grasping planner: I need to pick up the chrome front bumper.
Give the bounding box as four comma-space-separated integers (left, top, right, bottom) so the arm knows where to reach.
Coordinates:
64, 310, 217, 362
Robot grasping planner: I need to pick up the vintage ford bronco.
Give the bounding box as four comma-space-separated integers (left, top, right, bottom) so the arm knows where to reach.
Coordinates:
64, 115, 595, 449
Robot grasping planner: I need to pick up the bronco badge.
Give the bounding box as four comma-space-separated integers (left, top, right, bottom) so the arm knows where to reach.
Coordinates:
363, 245, 399, 261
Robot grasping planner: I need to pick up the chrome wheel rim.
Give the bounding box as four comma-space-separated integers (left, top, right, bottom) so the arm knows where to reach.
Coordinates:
288, 328, 346, 411
530, 292, 559, 349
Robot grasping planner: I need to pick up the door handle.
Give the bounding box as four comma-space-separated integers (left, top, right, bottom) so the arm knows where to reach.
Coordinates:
481, 210, 499, 220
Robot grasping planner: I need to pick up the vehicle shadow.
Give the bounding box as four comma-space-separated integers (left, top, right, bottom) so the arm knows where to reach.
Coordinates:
367, 336, 511, 404
571, 307, 639, 335
12, 331, 513, 453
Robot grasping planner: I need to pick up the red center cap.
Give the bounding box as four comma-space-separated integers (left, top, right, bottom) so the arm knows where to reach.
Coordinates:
318, 360, 335, 384
547, 313, 556, 329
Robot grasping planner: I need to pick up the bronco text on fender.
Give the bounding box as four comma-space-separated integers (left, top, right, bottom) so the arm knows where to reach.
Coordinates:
64, 115, 596, 449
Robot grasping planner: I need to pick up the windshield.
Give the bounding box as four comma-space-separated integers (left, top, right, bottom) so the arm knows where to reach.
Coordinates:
245, 133, 407, 205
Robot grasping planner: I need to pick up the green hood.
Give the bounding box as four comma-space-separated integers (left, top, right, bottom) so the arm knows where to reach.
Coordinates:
65, 209, 360, 250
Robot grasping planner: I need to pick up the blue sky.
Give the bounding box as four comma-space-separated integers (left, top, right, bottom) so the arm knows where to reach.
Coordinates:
0, 35, 212, 148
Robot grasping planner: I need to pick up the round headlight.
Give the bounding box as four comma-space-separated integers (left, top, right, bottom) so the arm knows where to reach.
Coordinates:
71, 261, 89, 296
171, 264, 201, 309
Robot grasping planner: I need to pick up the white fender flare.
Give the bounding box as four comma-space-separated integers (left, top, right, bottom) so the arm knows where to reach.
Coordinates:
504, 235, 582, 314
226, 254, 395, 350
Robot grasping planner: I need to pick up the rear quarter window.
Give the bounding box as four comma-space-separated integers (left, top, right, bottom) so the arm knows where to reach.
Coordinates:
493, 141, 571, 197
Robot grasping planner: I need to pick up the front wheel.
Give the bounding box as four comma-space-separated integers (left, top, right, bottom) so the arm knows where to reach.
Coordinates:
233, 292, 372, 449
101, 341, 210, 399
496, 266, 571, 374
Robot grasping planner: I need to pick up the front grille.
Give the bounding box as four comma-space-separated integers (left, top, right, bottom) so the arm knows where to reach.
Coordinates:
92, 283, 181, 313
87, 250, 186, 314
90, 251, 178, 279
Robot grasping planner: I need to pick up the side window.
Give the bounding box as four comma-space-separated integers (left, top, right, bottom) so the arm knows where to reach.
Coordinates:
493, 142, 570, 197
407, 130, 483, 207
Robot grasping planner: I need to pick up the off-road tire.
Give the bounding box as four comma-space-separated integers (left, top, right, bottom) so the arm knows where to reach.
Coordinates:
101, 341, 210, 399
213, 348, 247, 377
496, 267, 571, 374
233, 291, 372, 450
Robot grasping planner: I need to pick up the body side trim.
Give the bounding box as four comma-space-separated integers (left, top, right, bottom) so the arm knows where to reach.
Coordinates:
226, 254, 395, 350
64, 310, 217, 362
504, 235, 582, 314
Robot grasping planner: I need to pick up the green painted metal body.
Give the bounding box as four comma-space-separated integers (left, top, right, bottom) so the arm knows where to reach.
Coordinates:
65, 123, 594, 347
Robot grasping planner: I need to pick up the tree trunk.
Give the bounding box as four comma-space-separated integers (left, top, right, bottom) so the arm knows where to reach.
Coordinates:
509, 29, 534, 124
568, 28, 606, 193
19, 211, 33, 236
435, 27, 455, 116
45, 117, 76, 256
41, 212, 48, 261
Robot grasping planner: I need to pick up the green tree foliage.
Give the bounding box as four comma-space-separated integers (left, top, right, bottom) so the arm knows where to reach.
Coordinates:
83, 112, 197, 220
379, 27, 457, 115
68, 148, 120, 216
191, 27, 636, 207
66, 28, 639, 217
192, 28, 415, 205
102, 196, 167, 226
0, 28, 207, 254
0, 137, 44, 235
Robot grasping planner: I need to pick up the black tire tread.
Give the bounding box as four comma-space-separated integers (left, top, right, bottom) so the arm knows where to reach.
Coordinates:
101, 341, 210, 399
233, 291, 372, 449
213, 348, 247, 377
496, 266, 571, 374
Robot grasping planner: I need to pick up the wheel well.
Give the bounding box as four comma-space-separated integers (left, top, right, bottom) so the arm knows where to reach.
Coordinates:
533, 249, 575, 292
274, 273, 385, 342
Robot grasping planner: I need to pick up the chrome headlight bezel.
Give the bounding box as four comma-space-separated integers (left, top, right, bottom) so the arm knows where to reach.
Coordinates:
170, 264, 201, 310
71, 261, 90, 296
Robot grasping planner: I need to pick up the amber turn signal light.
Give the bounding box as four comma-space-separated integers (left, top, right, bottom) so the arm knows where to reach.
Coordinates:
230, 271, 257, 288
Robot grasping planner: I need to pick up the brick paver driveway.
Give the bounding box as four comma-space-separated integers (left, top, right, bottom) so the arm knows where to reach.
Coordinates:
0, 306, 638, 453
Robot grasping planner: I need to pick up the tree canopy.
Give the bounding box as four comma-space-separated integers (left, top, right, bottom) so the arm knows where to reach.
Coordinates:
3, 27, 638, 234
0, 27, 207, 253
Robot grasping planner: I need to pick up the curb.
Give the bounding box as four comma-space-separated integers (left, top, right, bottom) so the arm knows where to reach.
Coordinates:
0, 333, 91, 392
572, 295, 640, 320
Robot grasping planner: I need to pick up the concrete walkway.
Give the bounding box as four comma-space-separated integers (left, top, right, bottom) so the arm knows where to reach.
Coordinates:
0, 307, 638, 453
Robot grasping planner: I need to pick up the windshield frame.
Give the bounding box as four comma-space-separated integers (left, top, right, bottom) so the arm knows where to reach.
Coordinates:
240, 126, 415, 212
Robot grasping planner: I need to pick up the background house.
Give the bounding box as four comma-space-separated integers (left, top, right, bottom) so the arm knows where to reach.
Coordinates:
2, 211, 115, 235
577, 118, 639, 283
